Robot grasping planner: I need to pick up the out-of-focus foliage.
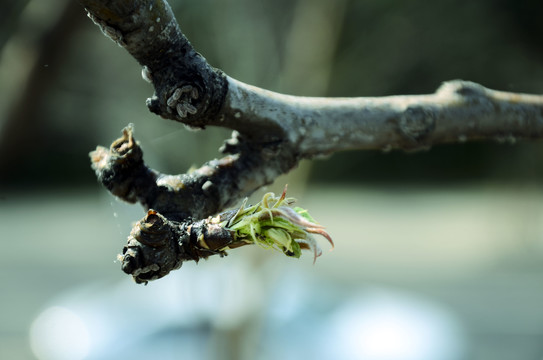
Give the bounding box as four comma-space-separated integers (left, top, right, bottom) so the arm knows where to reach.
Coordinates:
313, 0, 543, 184
0, 0, 542, 187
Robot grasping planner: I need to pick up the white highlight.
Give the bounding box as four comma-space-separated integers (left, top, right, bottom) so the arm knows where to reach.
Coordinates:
326, 293, 464, 360
30, 306, 91, 360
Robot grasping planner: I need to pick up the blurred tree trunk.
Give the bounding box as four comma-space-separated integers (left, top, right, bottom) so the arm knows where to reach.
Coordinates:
0, 0, 31, 53
0, 1, 82, 182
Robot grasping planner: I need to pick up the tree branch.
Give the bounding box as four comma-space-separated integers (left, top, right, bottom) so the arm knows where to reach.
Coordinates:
90, 126, 297, 221
226, 78, 543, 154
80, 0, 543, 151
80, 0, 543, 282
80, 0, 227, 129
118, 189, 333, 284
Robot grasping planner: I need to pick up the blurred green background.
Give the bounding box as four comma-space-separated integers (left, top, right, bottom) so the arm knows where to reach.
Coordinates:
1, 0, 543, 186
1, 0, 543, 359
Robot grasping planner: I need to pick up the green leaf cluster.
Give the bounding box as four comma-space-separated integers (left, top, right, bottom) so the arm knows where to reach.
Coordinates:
223, 191, 318, 258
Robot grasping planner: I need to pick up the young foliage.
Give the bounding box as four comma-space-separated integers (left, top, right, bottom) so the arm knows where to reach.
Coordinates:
222, 187, 334, 263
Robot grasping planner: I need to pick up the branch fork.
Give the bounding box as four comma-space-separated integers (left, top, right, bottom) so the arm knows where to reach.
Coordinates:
80, 0, 543, 282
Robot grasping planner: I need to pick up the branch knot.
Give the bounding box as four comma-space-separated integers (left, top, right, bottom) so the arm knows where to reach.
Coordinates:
399, 106, 436, 141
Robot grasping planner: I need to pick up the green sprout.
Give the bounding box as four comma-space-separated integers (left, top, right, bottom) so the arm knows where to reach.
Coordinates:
221, 186, 334, 263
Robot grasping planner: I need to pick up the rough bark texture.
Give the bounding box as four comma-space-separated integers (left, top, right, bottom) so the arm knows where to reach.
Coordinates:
80, 0, 543, 282
225, 78, 543, 154
90, 126, 297, 221
81, 0, 227, 129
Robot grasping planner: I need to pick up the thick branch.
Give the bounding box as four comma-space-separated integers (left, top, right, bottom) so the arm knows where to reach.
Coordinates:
80, 0, 543, 152
225, 78, 543, 154
79, 0, 227, 129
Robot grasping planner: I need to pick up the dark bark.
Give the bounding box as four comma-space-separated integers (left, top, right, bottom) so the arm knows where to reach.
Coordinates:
79, 0, 228, 130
